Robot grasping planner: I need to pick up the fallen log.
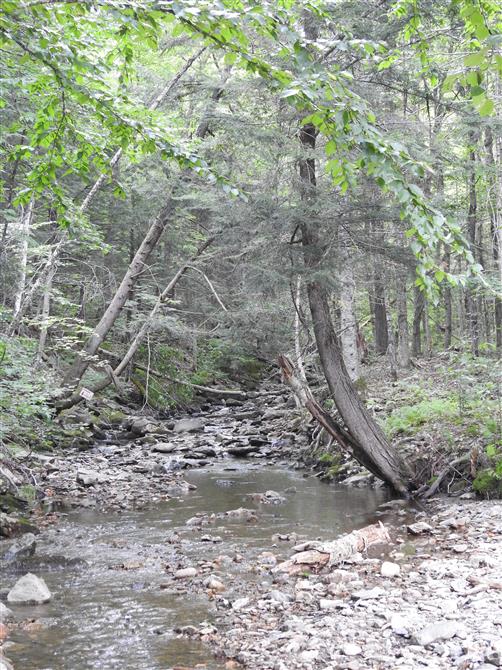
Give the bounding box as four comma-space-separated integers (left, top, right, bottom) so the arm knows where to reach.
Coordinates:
273, 522, 390, 575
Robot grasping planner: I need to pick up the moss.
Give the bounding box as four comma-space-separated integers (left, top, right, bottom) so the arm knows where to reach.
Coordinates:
473, 469, 502, 496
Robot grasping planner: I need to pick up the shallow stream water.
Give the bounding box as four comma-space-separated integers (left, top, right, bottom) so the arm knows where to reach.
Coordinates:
2, 462, 391, 670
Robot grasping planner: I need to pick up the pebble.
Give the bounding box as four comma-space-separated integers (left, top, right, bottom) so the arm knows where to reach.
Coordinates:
342, 643, 362, 656
415, 621, 464, 646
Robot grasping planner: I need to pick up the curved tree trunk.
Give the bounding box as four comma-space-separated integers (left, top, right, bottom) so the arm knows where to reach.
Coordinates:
298, 122, 410, 495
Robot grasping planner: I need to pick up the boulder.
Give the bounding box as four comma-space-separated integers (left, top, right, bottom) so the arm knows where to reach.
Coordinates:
3, 532, 37, 561
7, 573, 51, 604
152, 443, 176, 453
76, 470, 101, 487
0, 602, 14, 622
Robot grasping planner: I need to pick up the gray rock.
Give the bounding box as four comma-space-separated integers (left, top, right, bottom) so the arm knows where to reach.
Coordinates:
414, 621, 464, 646
351, 586, 384, 600
0, 601, 14, 621
152, 442, 176, 453
269, 590, 291, 604
3, 532, 37, 561
76, 469, 100, 487
342, 643, 362, 656
0, 658, 15, 670
7, 573, 52, 604
173, 418, 204, 433
174, 567, 197, 579
407, 521, 433, 535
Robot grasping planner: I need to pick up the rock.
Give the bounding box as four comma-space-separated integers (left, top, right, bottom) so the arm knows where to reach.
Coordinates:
407, 521, 433, 535
232, 597, 250, 610
415, 621, 464, 646
319, 598, 344, 610
204, 577, 225, 592
174, 567, 197, 579
342, 643, 362, 656
227, 445, 262, 457
269, 590, 291, 604
3, 532, 37, 561
76, 469, 101, 487
351, 586, 384, 600
7, 573, 51, 604
173, 418, 204, 433
250, 490, 286, 504
152, 443, 176, 453
0, 658, 14, 670
130, 417, 160, 436
380, 561, 400, 577
390, 613, 410, 637
0, 602, 14, 622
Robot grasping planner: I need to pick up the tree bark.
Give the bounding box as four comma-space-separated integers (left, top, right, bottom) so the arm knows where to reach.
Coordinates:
412, 285, 424, 357
370, 223, 389, 354
485, 126, 502, 352
297, 123, 410, 495
339, 227, 360, 381
12, 199, 34, 316
396, 277, 411, 368
465, 136, 480, 356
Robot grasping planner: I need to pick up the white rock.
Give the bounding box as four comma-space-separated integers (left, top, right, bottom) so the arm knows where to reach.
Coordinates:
7, 573, 51, 604
232, 597, 250, 610
381, 561, 401, 577
0, 601, 14, 621
319, 598, 344, 610
342, 643, 362, 656
174, 567, 197, 579
415, 621, 464, 646
390, 613, 410, 637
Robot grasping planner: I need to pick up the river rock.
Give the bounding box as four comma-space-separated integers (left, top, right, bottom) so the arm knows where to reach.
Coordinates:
204, 577, 225, 592
152, 442, 176, 453
0, 602, 14, 621
414, 620, 464, 646
0, 658, 14, 670
342, 643, 362, 656
174, 567, 197, 579
407, 521, 433, 535
380, 561, 400, 577
3, 532, 37, 561
269, 590, 291, 604
173, 418, 204, 433
7, 573, 51, 604
351, 586, 384, 600
76, 469, 101, 487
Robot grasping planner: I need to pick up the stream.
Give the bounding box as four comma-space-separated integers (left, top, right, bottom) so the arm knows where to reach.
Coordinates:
1, 461, 392, 670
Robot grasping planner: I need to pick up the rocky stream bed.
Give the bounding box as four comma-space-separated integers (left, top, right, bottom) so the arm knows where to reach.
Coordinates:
1, 387, 501, 670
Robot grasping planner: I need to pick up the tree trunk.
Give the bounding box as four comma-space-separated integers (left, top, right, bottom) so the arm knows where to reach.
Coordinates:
412, 285, 424, 357
56, 237, 215, 410
485, 126, 502, 352
466, 137, 480, 356
35, 269, 54, 366
443, 246, 453, 349
297, 123, 410, 495
61, 68, 229, 395
9, 52, 206, 335
12, 199, 34, 316
338, 227, 360, 381
396, 277, 411, 368
370, 223, 389, 355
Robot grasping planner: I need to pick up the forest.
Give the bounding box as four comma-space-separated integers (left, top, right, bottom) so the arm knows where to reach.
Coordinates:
0, 1, 501, 670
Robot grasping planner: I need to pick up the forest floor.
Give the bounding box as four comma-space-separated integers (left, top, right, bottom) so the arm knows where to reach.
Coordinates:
1, 354, 501, 670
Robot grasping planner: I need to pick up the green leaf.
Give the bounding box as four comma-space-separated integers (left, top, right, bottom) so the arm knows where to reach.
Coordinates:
464, 52, 484, 67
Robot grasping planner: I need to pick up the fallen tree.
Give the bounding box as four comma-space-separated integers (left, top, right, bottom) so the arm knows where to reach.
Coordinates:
273, 522, 391, 575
